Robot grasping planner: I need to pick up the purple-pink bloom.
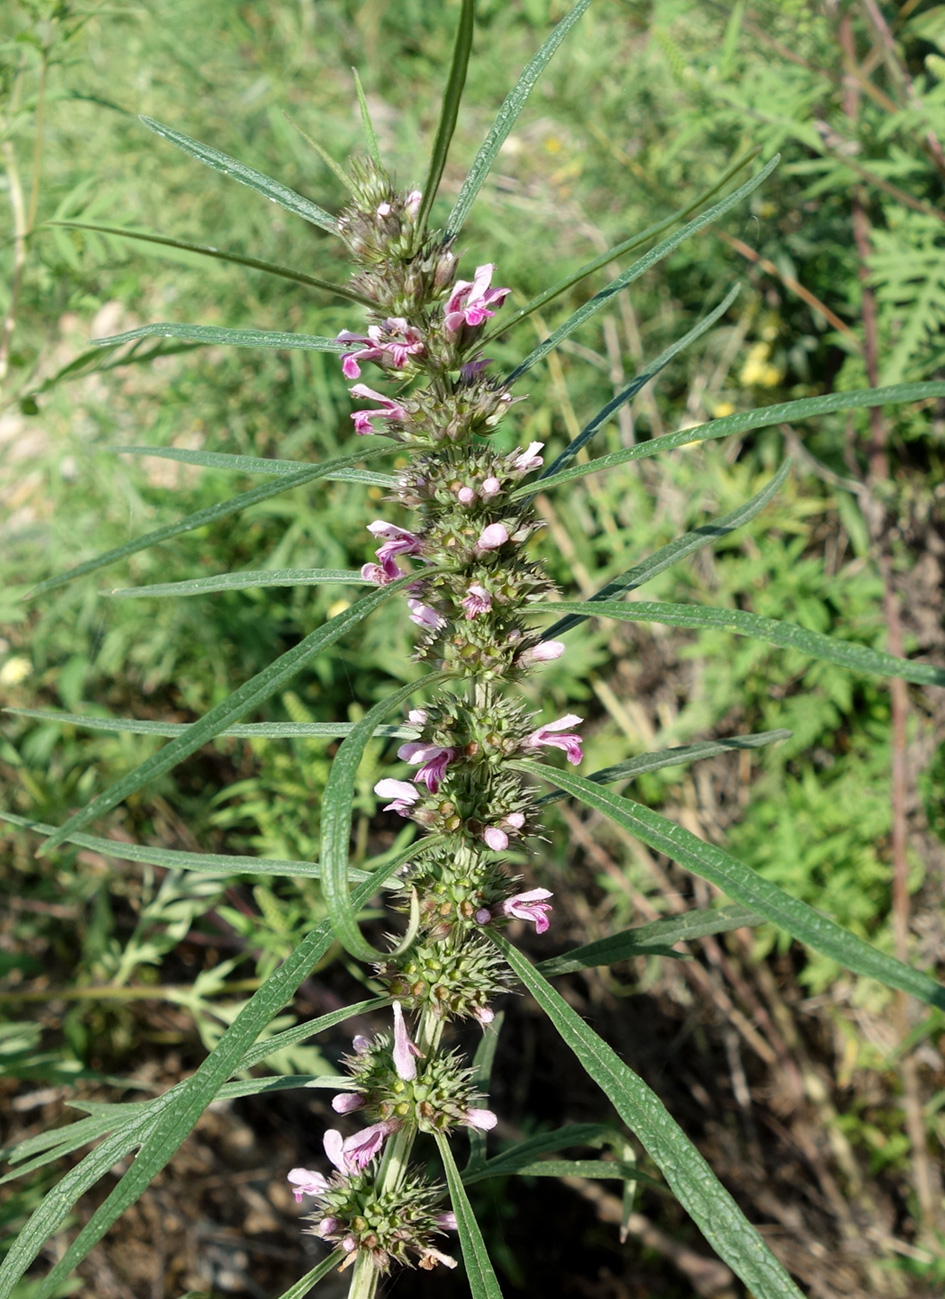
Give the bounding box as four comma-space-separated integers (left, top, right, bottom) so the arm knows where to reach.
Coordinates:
392, 1001, 422, 1081
444, 264, 511, 333
521, 714, 584, 765
482, 825, 509, 851
405, 189, 422, 218
436, 1212, 459, 1231
407, 598, 446, 630
512, 441, 545, 471
462, 583, 492, 620
476, 523, 509, 553
374, 777, 420, 815
473, 1005, 495, 1026
502, 888, 554, 935
463, 1107, 498, 1131
519, 640, 565, 666
407, 708, 428, 727
337, 319, 423, 379
342, 1120, 399, 1170
331, 1092, 365, 1114
323, 1129, 348, 1174
398, 741, 455, 793
287, 1167, 329, 1203
459, 356, 491, 382
349, 384, 407, 436
367, 519, 423, 580
316, 1216, 340, 1237
479, 476, 502, 500
360, 562, 396, 587
456, 485, 476, 505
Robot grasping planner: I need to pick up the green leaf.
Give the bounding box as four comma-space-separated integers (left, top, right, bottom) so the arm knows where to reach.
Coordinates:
50, 221, 373, 305
482, 147, 759, 345
507, 156, 779, 381
523, 285, 741, 496
435, 1133, 504, 1299
534, 729, 791, 807
139, 116, 338, 234
107, 568, 370, 598
113, 443, 396, 488
282, 112, 357, 195
446, 0, 596, 239
91, 321, 346, 353
480, 1157, 645, 1182
463, 1123, 610, 1181
30, 448, 390, 596
272, 1253, 344, 1299
543, 458, 791, 636
36, 580, 409, 855
4, 708, 416, 740
536, 904, 762, 976
321, 673, 446, 962
491, 936, 806, 1298
0, 869, 390, 1299
351, 68, 382, 167
415, 0, 475, 238
514, 764, 945, 1011
519, 381, 945, 498
531, 598, 945, 689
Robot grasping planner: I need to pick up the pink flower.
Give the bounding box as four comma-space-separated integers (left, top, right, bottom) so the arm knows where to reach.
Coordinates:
349, 384, 407, 436
473, 1005, 495, 1026
337, 319, 424, 379
456, 485, 476, 505
512, 441, 544, 471
435, 1212, 459, 1231
479, 476, 502, 500
518, 640, 565, 666
377, 201, 392, 217
287, 1167, 329, 1203
360, 562, 399, 587
476, 523, 508, 553
407, 598, 446, 630
367, 519, 423, 581
462, 583, 492, 620
482, 825, 509, 851
392, 1001, 422, 1081
521, 714, 584, 765
405, 189, 422, 218
316, 1216, 341, 1237
407, 708, 428, 727
444, 264, 511, 332
398, 741, 455, 793
502, 888, 554, 935
331, 1092, 365, 1114
342, 1120, 400, 1171
459, 356, 491, 382
464, 1107, 498, 1131
374, 777, 420, 815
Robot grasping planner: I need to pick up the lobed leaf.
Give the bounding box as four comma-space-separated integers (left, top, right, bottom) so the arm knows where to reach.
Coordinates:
435, 1133, 504, 1299
446, 0, 596, 238
30, 448, 391, 597
36, 580, 409, 855
506, 157, 779, 382
113, 444, 397, 488
543, 458, 791, 637
107, 568, 370, 599
515, 764, 945, 1011
415, 0, 475, 239
4, 709, 415, 741
490, 933, 806, 1299
533, 599, 945, 689
139, 116, 338, 233
520, 381, 945, 498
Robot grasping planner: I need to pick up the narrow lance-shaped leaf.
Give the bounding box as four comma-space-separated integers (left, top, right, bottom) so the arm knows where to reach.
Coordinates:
534, 729, 791, 807
532, 598, 945, 689
321, 673, 447, 962
543, 458, 791, 637
519, 381, 945, 498
463, 1122, 615, 1182
435, 1133, 504, 1299
446, 0, 596, 238
489, 932, 806, 1299
4, 709, 416, 740
113, 443, 397, 488
483, 146, 759, 344
30, 446, 391, 597
36, 579, 409, 856
51, 221, 374, 305
139, 116, 339, 234
514, 763, 945, 1011
507, 155, 779, 382
518, 285, 740, 505
415, 0, 475, 239
537, 904, 763, 977
0, 865, 393, 1299
107, 568, 370, 599
272, 1253, 345, 1299
352, 68, 382, 167
91, 321, 346, 354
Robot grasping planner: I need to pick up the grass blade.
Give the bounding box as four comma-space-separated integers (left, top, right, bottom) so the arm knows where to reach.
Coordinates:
282, 112, 357, 195
30, 449, 390, 596
531, 598, 945, 689
36, 580, 409, 855
113, 443, 396, 487
321, 673, 446, 961
534, 729, 791, 807
446, 0, 596, 238
50, 221, 373, 305
139, 116, 338, 234
537, 904, 763, 977
107, 568, 370, 598
4, 709, 416, 740
489, 932, 806, 1299
506, 156, 779, 382
513, 763, 945, 1011
91, 321, 345, 353
518, 381, 945, 498
435, 1133, 504, 1299
352, 68, 382, 167
415, 0, 475, 238
543, 458, 791, 637
463, 1123, 614, 1184
272, 1252, 344, 1299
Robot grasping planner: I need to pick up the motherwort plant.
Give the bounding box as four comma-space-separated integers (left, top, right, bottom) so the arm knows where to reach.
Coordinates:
5, 4, 945, 1299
